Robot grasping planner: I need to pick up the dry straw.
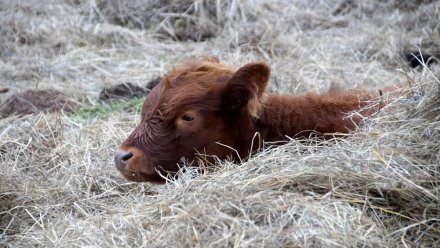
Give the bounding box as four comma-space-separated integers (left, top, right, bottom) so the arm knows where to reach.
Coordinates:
1, 0, 439, 247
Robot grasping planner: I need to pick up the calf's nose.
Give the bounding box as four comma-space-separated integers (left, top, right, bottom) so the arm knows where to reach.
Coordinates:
114, 150, 133, 170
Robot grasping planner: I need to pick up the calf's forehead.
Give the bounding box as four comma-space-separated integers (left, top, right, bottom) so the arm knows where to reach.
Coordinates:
140, 82, 219, 120
166, 60, 235, 86
141, 83, 163, 118
141, 61, 235, 117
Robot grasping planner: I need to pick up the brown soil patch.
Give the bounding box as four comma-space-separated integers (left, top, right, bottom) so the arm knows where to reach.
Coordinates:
98, 82, 147, 103
0, 89, 76, 117
98, 78, 162, 103
145, 77, 162, 90
405, 51, 440, 68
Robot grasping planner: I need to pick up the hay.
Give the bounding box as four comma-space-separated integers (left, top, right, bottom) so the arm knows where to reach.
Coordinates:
1, 0, 439, 247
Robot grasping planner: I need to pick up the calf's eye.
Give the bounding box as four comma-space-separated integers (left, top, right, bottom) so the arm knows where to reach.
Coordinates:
181, 114, 194, 122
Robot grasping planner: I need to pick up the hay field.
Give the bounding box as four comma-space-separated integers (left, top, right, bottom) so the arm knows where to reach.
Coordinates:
1, 0, 439, 247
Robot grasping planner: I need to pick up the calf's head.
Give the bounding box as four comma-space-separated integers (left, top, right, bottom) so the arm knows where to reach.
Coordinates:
115, 58, 270, 183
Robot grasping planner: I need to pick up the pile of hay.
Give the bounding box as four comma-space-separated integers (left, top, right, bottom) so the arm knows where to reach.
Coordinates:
1, 0, 439, 247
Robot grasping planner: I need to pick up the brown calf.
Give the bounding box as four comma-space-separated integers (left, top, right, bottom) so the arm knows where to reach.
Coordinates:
115, 57, 380, 183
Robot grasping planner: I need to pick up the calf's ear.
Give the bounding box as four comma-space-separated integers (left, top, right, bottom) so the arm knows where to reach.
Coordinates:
222, 62, 270, 117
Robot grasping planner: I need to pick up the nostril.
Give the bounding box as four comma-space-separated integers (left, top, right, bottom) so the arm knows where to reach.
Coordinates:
121, 152, 133, 161
115, 151, 134, 170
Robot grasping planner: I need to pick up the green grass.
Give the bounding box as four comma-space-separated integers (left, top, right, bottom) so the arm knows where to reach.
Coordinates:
75, 97, 144, 121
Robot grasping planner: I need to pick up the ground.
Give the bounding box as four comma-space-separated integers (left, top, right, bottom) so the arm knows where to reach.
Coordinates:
0, 0, 439, 247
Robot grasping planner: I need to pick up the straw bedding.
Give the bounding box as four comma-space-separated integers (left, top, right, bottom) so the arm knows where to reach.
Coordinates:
1, 0, 439, 247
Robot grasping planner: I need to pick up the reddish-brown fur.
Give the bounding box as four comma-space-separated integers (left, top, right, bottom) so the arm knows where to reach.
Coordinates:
115, 57, 381, 183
